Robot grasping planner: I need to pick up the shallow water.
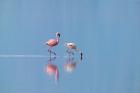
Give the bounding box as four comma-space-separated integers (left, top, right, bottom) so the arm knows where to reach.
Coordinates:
0, 0, 140, 93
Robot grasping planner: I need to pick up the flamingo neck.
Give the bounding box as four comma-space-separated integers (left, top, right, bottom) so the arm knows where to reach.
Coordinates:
56, 37, 59, 44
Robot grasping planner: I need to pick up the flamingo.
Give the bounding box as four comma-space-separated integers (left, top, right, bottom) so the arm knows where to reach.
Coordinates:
64, 42, 83, 60
45, 32, 60, 57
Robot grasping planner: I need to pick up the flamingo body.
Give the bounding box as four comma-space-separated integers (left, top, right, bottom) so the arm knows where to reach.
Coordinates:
65, 43, 77, 49
46, 39, 58, 47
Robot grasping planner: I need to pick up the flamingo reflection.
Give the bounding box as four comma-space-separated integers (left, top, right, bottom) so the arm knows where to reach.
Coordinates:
64, 56, 82, 73
45, 57, 59, 83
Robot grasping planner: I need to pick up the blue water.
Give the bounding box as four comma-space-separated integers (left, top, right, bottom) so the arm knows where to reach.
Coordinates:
0, 0, 140, 93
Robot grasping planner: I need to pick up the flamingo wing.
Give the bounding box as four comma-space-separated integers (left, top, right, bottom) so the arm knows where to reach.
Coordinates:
47, 39, 58, 46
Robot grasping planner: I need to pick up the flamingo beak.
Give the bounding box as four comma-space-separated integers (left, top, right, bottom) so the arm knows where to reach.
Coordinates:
57, 33, 60, 37
80, 52, 83, 60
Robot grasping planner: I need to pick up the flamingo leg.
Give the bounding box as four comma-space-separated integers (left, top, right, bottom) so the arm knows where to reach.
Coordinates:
49, 48, 56, 56
71, 51, 74, 55
68, 56, 74, 62
48, 56, 56, 63
48, 47, 56, 57
66, 49, 74, 55
48, 47, 52, 58
51, 51, 56, 56
66, 49, 74, 59
66, 49, 70, 56
51, 51, 56, 57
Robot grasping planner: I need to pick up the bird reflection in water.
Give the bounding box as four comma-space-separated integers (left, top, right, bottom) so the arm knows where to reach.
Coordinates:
64, 55, 82, 73
44, 55, 83, 83
45, 57, 59, 84
44, 41, 83, 83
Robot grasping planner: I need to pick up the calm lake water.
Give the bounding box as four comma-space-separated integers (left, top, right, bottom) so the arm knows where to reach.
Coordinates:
0, 0, 140, 93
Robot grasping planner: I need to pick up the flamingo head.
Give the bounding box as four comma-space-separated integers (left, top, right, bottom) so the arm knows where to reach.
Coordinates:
56, 32, 60, 38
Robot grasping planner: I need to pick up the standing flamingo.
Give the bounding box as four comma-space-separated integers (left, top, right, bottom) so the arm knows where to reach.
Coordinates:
45, 32, 60, 57
64, 42, 83, 60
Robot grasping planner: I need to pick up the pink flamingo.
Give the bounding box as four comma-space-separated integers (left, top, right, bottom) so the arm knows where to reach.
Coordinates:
45, 32, 60, 56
